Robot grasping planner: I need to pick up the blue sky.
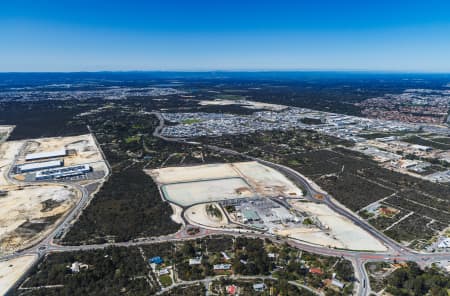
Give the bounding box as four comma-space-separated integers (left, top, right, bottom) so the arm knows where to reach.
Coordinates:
1, 0, 450, 72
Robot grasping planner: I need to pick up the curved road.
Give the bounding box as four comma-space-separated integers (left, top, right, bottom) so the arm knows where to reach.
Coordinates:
3, 113, 450, 296
149, 111, 450, 296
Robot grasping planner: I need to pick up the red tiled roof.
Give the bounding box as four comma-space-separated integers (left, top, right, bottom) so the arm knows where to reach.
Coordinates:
227, 285, 237, 295
309, 267, 324, 275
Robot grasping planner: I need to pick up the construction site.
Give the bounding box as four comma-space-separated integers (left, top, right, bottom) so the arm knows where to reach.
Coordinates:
148, 161, 303, 205
0, 254, 37, 295
11, 134, 107, 182
149, 161, 387, 251
0, 133, 108, 256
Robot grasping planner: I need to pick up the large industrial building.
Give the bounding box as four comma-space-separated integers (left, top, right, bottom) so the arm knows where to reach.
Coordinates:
35, 164, 92, 180
25, 149, 67, 161
17, 160, 64, 173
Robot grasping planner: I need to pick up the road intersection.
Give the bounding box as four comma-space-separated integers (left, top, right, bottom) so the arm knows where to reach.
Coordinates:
150, 111, 450, 295
2, 113, 450, 295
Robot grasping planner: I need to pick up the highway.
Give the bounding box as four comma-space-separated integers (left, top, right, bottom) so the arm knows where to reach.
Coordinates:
149, 111, 450, 296
0, 135, 110, 294
2, 113, 450, 296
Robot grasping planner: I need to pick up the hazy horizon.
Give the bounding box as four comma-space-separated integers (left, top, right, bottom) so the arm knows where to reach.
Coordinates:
2, 1, 450, 72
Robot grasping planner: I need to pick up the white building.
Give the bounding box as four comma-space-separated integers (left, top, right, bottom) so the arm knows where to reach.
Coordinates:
25, 149, 67, 161
213, 264, 231, 270
69, 262, 88, 273
438, 237, 450, 249
70, 262, 80, 273
159, 268, 170, 276
35, 164, 91, 180
331, 279, 345, 289
253, 283, 266, 292
221, 251, 230, 261
18, 160, 63, 173
189, 257, 202, 265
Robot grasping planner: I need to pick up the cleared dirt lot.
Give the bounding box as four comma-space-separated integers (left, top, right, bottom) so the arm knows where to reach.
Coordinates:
185, 203, 228, 228
276, 227, 348, 248
149, 161, 303, 205
169, 203, 184, 225
17, 134, 103, 167
0, 254, 37, 295
0, 125, 14, 141
162, 178, 254, 207
0, 185, 78, 254
0, 141, 23, 186
148, 163, 239, 184
232, 162, 303, 197
149, 161, 385, 251
0, 134, 104, 255
199, 99, 288, 111
287, 201, 387, 251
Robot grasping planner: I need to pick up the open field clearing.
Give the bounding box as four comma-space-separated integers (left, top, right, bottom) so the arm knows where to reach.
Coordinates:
288, 201, 387, 251
276, 227, 349, 248
0, 141, 23, 185
0, 133, 104, 254
148, 163, 239, 184
16, 134, 103, 167
185, 203, 228, 228
149, 161, 303, 206
232, 162, 303, 197
162, 178, 254, 207
150, 161, 386, 251
9, 134, 108, 182
0, 254, 37, 295
0, 125, 14, 141
169, 203, 184, 225
199, 99, 288, 111
0, 185, 78, 254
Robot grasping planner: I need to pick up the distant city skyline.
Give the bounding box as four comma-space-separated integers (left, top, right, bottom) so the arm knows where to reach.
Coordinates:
1, 0, 450, 72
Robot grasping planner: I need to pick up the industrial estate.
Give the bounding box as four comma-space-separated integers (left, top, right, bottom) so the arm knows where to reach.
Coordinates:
0, 133, 108, 294
149, 162, 386, 251
0, 74, 449, 296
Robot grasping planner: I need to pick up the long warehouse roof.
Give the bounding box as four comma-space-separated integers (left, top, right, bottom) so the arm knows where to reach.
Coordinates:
35, 164, 90, 178
25, 149, 67, 161
18, 160, 63, 171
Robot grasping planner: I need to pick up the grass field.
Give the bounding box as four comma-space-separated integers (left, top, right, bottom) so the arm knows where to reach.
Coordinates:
159, 274, 173, 287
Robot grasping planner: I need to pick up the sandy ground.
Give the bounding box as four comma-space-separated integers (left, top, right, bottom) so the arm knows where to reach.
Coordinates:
0, 125, 14, 141
147, 163, 239, 184
287, 201, 387, 251
169, 203, 184, 225
149, 161, 303, 198
0, 134, 106, 255
232, 162, 303, 197
276, 227, 347, 248
150, 162, 385, 251
0, 254, 37, 295
0, 141, 24, 186
0, 126, 14, 132
0, 185, 78, 254
198, 99, 287, 111
162, 178, 254, 207
16, 134, 103, 166
185, 203, 228, 228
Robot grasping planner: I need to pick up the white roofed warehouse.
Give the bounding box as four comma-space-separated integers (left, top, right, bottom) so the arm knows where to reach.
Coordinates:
25, 149, 67, 161
17, 160, 64, 173
35, 164, 92, 181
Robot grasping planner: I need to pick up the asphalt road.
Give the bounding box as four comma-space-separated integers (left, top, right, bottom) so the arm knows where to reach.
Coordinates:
149, 111, 450, 295
2, 113, 450, 296
0, 135, 110, 294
